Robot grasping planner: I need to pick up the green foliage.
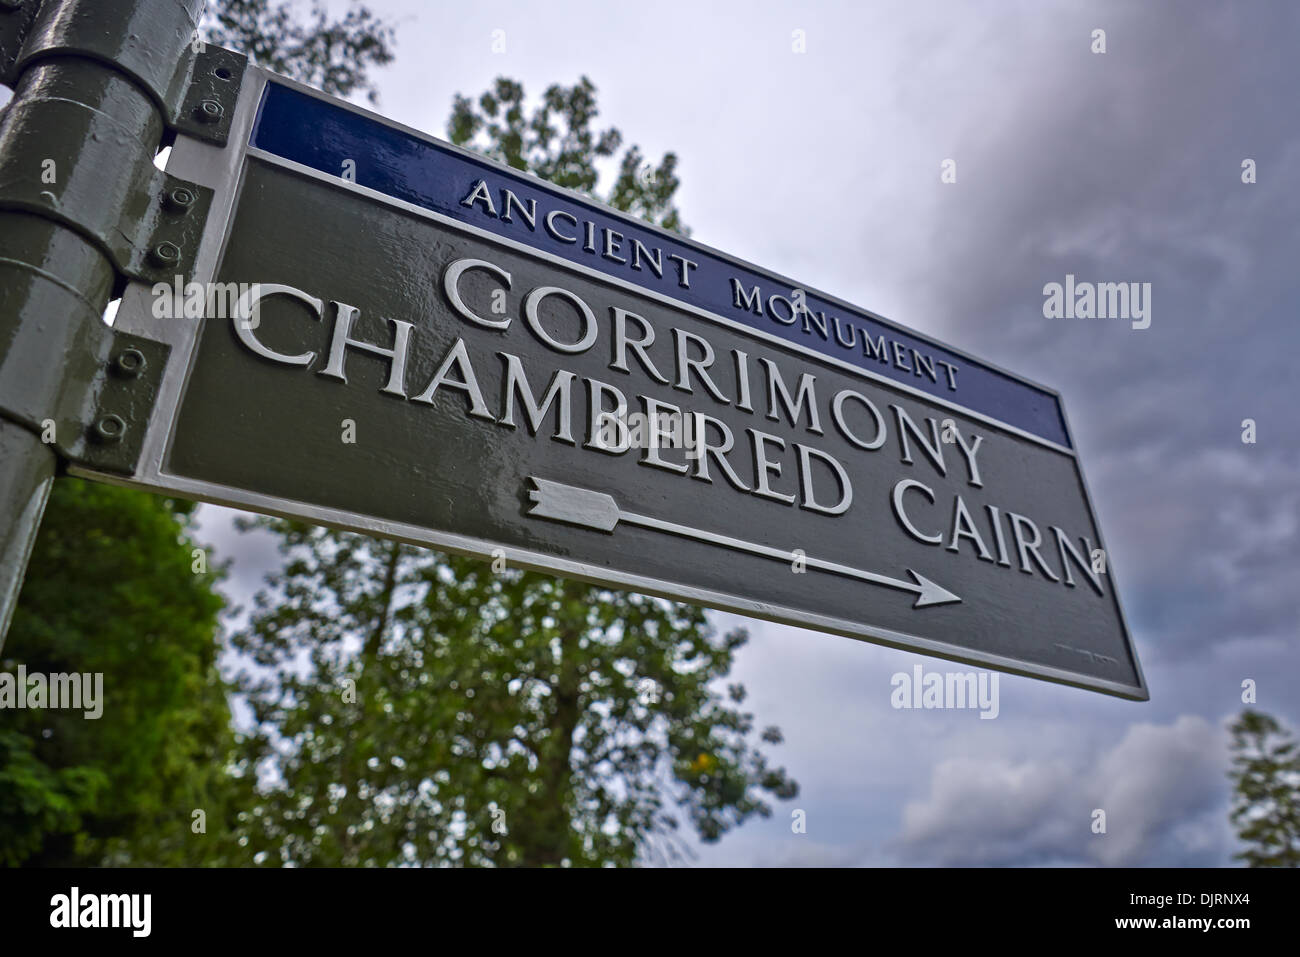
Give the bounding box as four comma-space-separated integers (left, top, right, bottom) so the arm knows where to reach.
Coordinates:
1, 481, 233, 866
203, 0, 396, 104
1228, 709, 1300, 867
0, 731, 107, 867
233, 77, 793, 866
233, 534, 796, 867
449, 76, 689, 235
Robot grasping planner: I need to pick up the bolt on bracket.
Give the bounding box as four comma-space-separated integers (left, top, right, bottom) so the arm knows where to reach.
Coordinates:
0, 118, 215, 287
1, 1, 247, 146
173, 45, 248, 147
64, 332, 171, 474
0, 305, 170, 478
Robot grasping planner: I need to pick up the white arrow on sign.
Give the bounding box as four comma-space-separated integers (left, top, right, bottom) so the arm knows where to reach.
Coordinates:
525, 477, 961, 609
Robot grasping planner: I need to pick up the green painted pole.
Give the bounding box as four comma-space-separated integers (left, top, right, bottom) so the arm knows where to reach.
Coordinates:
0, 209, 118, 650
0, 419, 54, 642
0, 0, 206, 651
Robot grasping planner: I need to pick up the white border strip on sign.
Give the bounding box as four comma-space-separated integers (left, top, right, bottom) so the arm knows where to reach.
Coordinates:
86, 65, 1147, 702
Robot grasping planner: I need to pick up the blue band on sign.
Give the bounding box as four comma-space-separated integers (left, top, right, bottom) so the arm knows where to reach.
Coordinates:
249, 80, 1072, 449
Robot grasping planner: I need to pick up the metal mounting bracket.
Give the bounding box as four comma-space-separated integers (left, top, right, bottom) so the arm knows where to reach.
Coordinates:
0, 302, 170, 477
173, 44, 248, 147
1, 1, 247, 145
60, 331, 171, 474
0, 64, 216, 285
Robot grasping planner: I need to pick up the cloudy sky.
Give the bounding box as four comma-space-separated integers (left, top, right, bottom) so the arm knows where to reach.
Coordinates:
191, 0, 1299, 865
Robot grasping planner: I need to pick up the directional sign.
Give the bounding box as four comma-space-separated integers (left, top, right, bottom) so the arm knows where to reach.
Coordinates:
91, 68, 1146, 700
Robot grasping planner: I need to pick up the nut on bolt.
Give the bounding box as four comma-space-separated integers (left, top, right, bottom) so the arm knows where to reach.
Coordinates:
113, 348, 147, 378
164, 187, 196, 212
196, 99, 224, 123
150, 241, 181, 267
92, 415, 127, 444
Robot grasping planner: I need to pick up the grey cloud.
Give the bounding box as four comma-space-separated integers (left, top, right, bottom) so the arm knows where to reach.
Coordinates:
894, 715, 1229, 866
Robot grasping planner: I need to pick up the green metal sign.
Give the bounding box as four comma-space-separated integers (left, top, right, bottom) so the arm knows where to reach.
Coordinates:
80, 68, 1144, 699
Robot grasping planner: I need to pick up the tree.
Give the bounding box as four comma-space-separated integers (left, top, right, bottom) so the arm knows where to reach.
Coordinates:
231, 77, 796, 867
203, 0, 395, 104
1228, 709, 1300, 867
0, 0, 396, 868
0, 484, 231, 866
448, 76, 688, 234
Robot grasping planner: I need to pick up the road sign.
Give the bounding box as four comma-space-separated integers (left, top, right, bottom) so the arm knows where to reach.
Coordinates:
91, 68, 1146, 700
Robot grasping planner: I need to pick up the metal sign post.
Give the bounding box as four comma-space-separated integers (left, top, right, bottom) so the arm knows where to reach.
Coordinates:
0, 419, 53, 641
0, 0, 243, 650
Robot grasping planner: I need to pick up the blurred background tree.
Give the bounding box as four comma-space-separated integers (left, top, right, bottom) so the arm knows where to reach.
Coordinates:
0, 485, 231, 866
0, 0, 396, 868
230, 76, 796, 867
1228, 709, 1300, 867
202, 0, 395, 104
